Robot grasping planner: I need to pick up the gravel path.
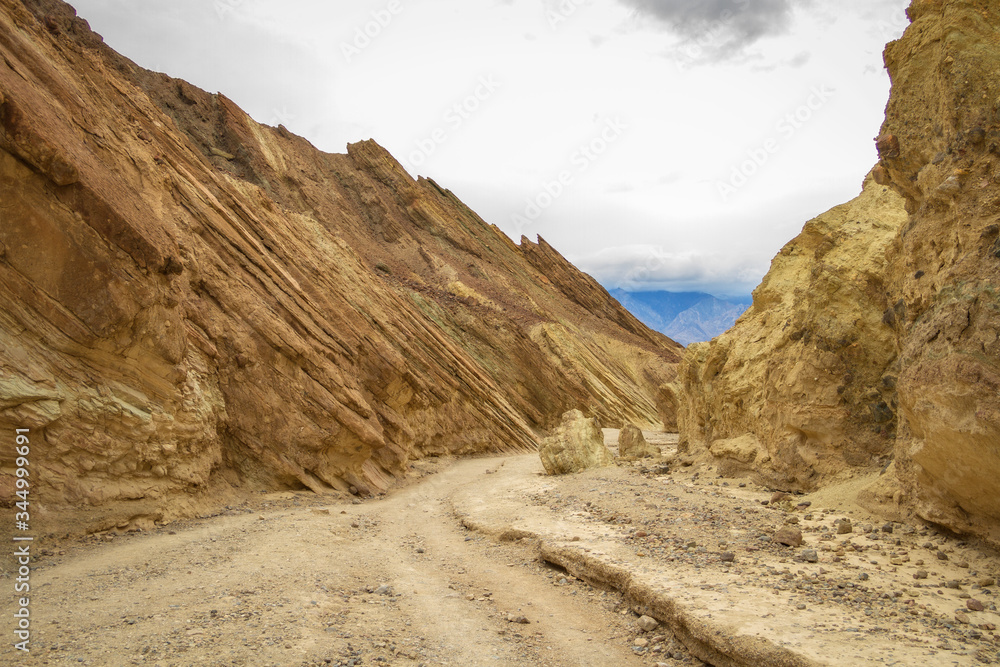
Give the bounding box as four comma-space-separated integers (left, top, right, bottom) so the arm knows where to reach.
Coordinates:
3, 430, 998, 666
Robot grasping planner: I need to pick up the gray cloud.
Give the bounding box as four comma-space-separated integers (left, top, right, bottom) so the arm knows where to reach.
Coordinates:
618, 0, 802, 61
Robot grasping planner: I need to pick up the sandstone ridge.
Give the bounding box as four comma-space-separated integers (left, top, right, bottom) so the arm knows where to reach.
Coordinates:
0, 0, 681, 534
674, 0, 1000, 547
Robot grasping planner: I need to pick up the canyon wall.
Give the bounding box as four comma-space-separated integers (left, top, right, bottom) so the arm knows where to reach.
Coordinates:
0, 0, 680, 535
675, 0, 1000, 546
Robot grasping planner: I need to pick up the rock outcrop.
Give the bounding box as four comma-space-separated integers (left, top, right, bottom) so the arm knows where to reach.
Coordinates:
0, 0, 680, 534
538, 410, 614, 475
618, 424, 659, 459
873, 0, 1000, 545
674, 175, 909, 489
675, 0, 1000, 546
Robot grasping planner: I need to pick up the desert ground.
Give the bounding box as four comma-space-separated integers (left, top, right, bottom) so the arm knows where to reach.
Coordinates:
5, 431, 999, 667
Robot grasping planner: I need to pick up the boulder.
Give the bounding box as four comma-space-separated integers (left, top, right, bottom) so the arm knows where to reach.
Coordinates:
539, 410, 614, 475
619, 424, 659, 459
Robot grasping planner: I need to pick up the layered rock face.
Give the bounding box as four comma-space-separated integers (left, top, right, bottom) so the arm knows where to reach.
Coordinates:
0, 0, 680, 533
675, 0, 1000, 546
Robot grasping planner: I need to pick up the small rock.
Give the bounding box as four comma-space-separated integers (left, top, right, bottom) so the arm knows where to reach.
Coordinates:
415, 547, 425, 554
637, 615, 659, 632
980, 577, 996, 588
801, 549, 819, 563
771, 492, 792, 504
956, 612, 971, 625
946, 580, 961, 590
634, 637, 650, 648
967, 599, 986, 612
774, 527, 804, 547
937, 551, 949, 561
882, 523, 894, 534
720, 552, 736, 563
837, 519, 853, 535
506, 614, 530, 624
858, 573, 869, 581
914, 571, 929, 580
374, 584, 393, 596
956, 560, 970, 569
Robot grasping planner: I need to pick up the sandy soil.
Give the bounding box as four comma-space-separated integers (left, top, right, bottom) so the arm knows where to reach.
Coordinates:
2, 431, 999, 666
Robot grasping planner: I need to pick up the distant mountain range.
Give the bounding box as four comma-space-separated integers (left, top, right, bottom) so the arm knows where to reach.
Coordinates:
608, 289, 753, 346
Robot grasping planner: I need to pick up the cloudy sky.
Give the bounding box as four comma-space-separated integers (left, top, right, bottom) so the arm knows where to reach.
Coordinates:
70, 0, 911, 297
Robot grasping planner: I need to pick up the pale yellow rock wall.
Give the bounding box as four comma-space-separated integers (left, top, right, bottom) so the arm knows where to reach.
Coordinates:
675, 176, 908, 490
874, 0, 1000, 545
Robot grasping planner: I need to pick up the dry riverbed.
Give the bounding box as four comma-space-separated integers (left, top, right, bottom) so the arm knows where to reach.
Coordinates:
2, 431, 999, 666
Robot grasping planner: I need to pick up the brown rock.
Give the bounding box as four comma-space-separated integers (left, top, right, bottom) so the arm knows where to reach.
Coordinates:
771, 492, 793, 504
0, 1, 680, 534
877, 0, 1000, 549
967, 599, 986, 612
837, 519, 853, 535
774, 527, 804, 547
637, 615, 659, 632
619, 424, 659, 459
538, 411, 615, 475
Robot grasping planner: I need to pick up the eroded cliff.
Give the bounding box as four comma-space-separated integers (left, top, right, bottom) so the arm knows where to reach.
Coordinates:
674, 0, 1000, 546
673, 175, 909, 490
0, 0, 681, 534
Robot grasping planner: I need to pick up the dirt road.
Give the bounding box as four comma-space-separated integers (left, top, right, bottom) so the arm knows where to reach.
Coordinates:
11, 456, 667, 667
6, 431, 999, 667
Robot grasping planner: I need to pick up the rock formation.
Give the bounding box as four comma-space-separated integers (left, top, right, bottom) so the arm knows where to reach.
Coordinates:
538, 410, 614, 475
618, 423, 659, 459
674, 0, 1000, 546
0, 0, 681, 534
873, 0, 1000, 546
674, 175, 909, 489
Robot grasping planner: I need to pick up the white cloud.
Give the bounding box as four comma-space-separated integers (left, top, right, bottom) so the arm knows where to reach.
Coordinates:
70, 0, 911, 297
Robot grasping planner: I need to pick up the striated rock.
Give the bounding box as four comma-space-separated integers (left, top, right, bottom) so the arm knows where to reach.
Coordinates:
674, 174, 908, 490
618, 424, 659, 458
538, 410, 615, 475
0, 0, 680, 534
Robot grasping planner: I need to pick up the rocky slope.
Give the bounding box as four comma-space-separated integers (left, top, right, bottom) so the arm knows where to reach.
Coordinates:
673, 174, 909, 489
0, 0, 681, 535
673, 0, 1000, 547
